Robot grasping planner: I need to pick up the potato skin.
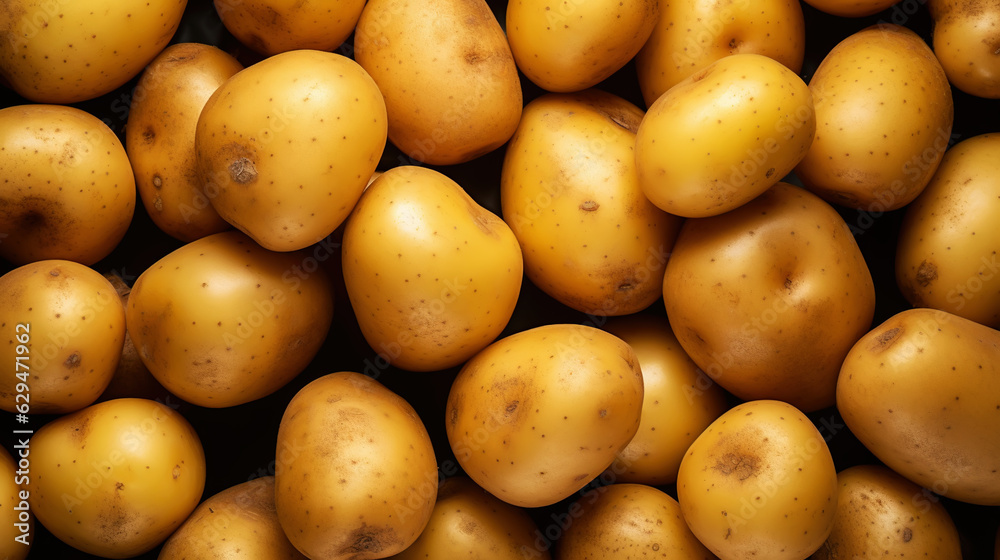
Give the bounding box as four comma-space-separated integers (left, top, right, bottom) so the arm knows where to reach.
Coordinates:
837, 308, 1000, 505
800, 0, 900, 17
930, 0, 1000, 98
214, 0, 366, 55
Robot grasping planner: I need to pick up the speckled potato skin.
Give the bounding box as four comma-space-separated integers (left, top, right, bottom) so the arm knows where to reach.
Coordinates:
635, 53, 815, 218
837, 308, 1000, 506
195, 49, 387, 252
342, 166, 522, 372
930, 0, 1000, 98
677, 400, 838, 560
158, 476, 307, 560
663, 182, 875, 412
0, 260, 125, 414
0, 447, 31, 560
354, 0, 521, 165
506, 0, 657, 93
800, 0, 900, 16
28, 398, 206, 559
0, 0, 186, 103
0, 104, 136, 266
556, 483, 717, 560
795, 24, 954, 211
810, 464, 962, 560
126, 231, 334, 408
635, 0, 805, 107
275, 372, 437, 560
896, 133, 1000, 328
501, 90, 681, 316
214, 0, 366, 56
126, 43, 242, 243
445, 324, 644, 508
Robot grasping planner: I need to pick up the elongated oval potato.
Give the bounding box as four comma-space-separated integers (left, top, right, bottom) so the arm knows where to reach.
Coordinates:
501, 90, 681, 316
195, 49, 387, 252
635, 0, 805, 107
800, 0, 900, 17
837, 308, 1000, 505
0, 447, 30, 560
214, 0, 366, 55
795, 24, 954, 211
930, 0, 1000, 98
635, 53, 815, 218
275, 372, 437, 560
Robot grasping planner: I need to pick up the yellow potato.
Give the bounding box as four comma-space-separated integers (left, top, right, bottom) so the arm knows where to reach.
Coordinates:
795, 24, 954, 211
195, 49, 387, 252
445, 324, 644, 508
800, 0, 900, 16
28, 398, 205, 558
0, 104, 135, 266
677, 400, 838, 560
342, 166, 522, 372
896, 133, 1000, 328
0, 0, 187, 103
837, 307, 1000, 505
214, 0, 366, 55
275, 371, 437, 560
635, 53, 815, 218
0, 447, 31, 560
354, 0, 521, 165
506, 0, 657, 93
663, 182, 875, 412
126, 42, 242, 242
501, 89, 681, 316
930, 0, 1000, 98
0, 260, 125, 414
635, 0, 805, 106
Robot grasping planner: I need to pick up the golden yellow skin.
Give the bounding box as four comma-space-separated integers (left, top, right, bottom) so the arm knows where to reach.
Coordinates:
837, 308, 1000, 506
795, 24, 954, 211
635, 0, 805, 107
342, 166, 523, 372
931, 0, 1000, 98
801, 0, 900, 16
0, 447, 31, 560
126, 231, 334, 408
896, 134, 1000, 329
126, 42, 242, 243
501, 90, 681, 316
275, 372, 438, 560
663, 182, 875, 412
811, 465, 962, 560
158, 476, 307, 560
214, 0, 366, 56
635, 53, 815, 218
0, 104, 135, 266
0, 0, 186, 103
195, 49, 387, 252
0, 260, 125, 414
601, 315, 729, 486
445, 324, 644, 508
28, 398, 206, 558
506, 0, 657, 93
354, 0, 522, 165
678, 400, 838, 560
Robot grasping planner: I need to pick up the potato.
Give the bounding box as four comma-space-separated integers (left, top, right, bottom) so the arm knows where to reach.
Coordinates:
0, 104, 136, 266
635, 53, 815, 218
555, 483, 717, 560
126, 231, 334, 408
28, 398, 205, 558
635, 0, 805, 107
275, 371, 437, 560
126, 43, 242, 243
930, 0, 1000, 98
342, 165, 522, 372
794, 24, 954, 211
799, 0, 900, 17
392, 476, 549, 560
677, 400, 838, 560
500, 89, 681, 316
0, 447, 31, 560
214, 0, 366, 56
195, 49, 386, 252
601, 315, 729, 485
896, 133, 1000, 329
445, 324, 644, 508
0, 260, 125, 414
158, 476, 307, 560
810, 464, 962, 560
837, 307, 1000, 505
0, 0, 186, 103
354, 0, 521, 165
663, 182, 875, 412
506, 0, 657, 93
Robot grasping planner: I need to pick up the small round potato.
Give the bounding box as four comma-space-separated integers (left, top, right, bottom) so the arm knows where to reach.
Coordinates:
0, 447, 31, 560
214, 0, 366, 55
930, 0, 1000, 98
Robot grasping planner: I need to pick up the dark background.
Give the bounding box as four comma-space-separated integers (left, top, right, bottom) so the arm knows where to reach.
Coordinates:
1, 0, 998, 558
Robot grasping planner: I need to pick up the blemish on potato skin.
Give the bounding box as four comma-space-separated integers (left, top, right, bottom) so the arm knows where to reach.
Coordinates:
869, 326, 903, 353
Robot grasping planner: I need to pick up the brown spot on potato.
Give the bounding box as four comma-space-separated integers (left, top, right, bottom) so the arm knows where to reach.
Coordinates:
902, 526, 913, 542
142, 127, 155, 144
713, 452, 760, 481
229, 157, 258, 184
915, 260, 938, 287
64, 352, 81, 368
870, 326, 903, 353
339, 524, 397, 558
579, 200, 600, 212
